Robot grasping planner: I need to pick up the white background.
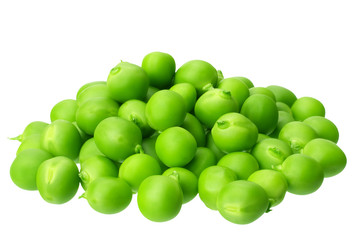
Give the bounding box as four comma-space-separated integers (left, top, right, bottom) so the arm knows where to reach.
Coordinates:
1, 0, 359, 239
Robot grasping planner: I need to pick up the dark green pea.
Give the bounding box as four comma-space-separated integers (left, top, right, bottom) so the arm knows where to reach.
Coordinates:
303, 116, 339, 143
206, 132, 226, 161
291, 96, 325, 121
218, 77, 250, 108
11, 121, 49, 142
181, 113, 206, 147
78, 138, 106, 165
266, 85, 297, 107
170, 83, 197, 112
217, 152, 259, 179
185, 147, 217, 178
249, 87, 276, 101
76, 84, 112, 106
50, 99, 78, 122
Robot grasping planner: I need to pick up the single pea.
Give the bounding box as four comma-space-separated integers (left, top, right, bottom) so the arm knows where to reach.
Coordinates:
266, 85, 297, 107
163, 167, 198, 204
94, 117, 142, 163
119, 153, 161, 192
79, 155, 119, 190
10, 149, 53, 190
303, 138, 346, 177
248, 169, 288, 208
291, 96, 325, 121
276, 102, 292, 114
10, 121, 49, 142
240, 94, 278, 135
185, 147, 217, 178
235, 76, 254, 88
144, 86, 159, 102
218, 77, 250, 108
194, 88, 239, 129
174, 59, 218, 95
76, 84, 112, 106
269, 111, 295, 138
303, 116, 339, 143
50, 99, 78, 122
155, 127, 197, 167
198, 165, 237, 210
217, 180, 269, 224
211, 112, 258, 153
137, 175, 183, 222
249, 87, 276, 101
36, 156, 80, 204
181, 113, 206, 147
251, 138, 293, 170
279, 154, 324, 195
206, 132, 226, 161
145, 90, 186, 131
141, 133, 168, 172
83, 176, 132, 214
278, 121, 317, 153
78, 138, 106, 165
76, 81, 106, 99
40, 119, 82, 160
16, 134, 42, 155
217, 152, 259, 179
142, 51, 176, 89
76, 97, 119, 135
107, 61, 149, 103
170, 83, 197, 112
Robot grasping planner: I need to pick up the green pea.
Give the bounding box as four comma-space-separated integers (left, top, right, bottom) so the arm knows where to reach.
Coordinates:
216, 70, 224, 86
181, 113, 206, 147
198, 165, 237, 210
163, 167, 198, 203
256, 133, 270, 143
185, 147, 217, 178
155, 127, 197, 167
217, 180, 269, 224
145, 90, 186, 131
137, 175, 183, 222
142, 51, 176, 89
234, 76, 254, 88
118, 99, 154, 138
72, 121, 91, 144
41, 119, 82, 160
50, 99, 78, 122
248, 170, 287, 208
303, 138, 346, 177
174, 60, 218, 95
144, 86, 159, 102
76, 97, 119, 135
79, 155, 118, 190
279, 154, 324, 195
76, 84, 112, 106
266, 85, 297, 107
10, 149, 53, 190
218, 77, 250, 108
276, 102, 292, 114
251, 138, 293, 170
195, 89, 239, 129
141, 133, 168, 172
240, 94, 278, 135
78, 138, 106, 165
206, 132, 226, 161
211, 112, 258, 153
303, 116, 339, 143
94, 117, 142, 163
107, 61, 149, 103
249, 87, 276, 101
11, 121, 49, 142
269, 111, 295, 138
16, 134, 42, 155
76, 81, 106, 99
291, 96, 325, 121
83, 176, 132, 214
170, 83, 197, 112
217, 152, 259, 179
278, 121, 317, 153
119, 153, 161, 192
36, 156, 80, 204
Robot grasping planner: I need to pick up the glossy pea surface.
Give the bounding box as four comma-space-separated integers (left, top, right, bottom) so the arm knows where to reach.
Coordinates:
11, 121, 49, 142
50, 99, 78, 122
206, 132, 225, 161
76, 81, 106, 99
249, 87, 276, 101
76, 83, 112, 106
16, 134, 42, 155
185, 147, 217, 178
78, 138, 105, 165
181, 113, 206, 147
303, 116, 339, 143
170, 83, 197, 112
217, 152, 259, 180
218, 77, 250, 108
266, 85, 297, 107
291, 96, 325, 121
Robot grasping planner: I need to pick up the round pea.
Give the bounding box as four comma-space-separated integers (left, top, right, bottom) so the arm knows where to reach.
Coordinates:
155, 127, 197, 167
234, 76, 254, 88
194, 88, 239, 129
76, 81, 106, 99
16, 134, 42, 155
84, 176, 132, 214
249, 87, 276, 101
269, 111, 295, 138
141, 133, 168, 172
276, 102, 292, 114
256, 133, 270, 143
303, 116, 339, 143
291, 96, 325, 121
40, 119, 82, 160
185, 147, 217, 178
248, 169, 288, 207
107, 61, 149, 103
137, 175, 183, 222
119, 153, 161, 192
142, 51, 176, 89
145, 86, 159, 102
211, 112, 258, 153
266, 85, 297, 107
279, 154, 324, 195
206, 132, 226, 161
94, 117, 142, 163
163, 167, 198, 203
145, 90, 186, 131
218, 77, 250, 108
78, 138, 106, 165
76, 84, 112, 106
50, 99, 78, 122
36, 156, 80, 204
303, 138, 346, 177
170, 83, 197, 112
198, 165, 237, 210
10, 149, 53, 190
11, 121, 49, 142
217, 152, 259, 179
240, 94, 278, 135
217, 180, 269, 224
181, 113, 206, 147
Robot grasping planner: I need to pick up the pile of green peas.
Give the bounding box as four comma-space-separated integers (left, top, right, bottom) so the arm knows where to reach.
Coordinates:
9, 51, 347, 224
